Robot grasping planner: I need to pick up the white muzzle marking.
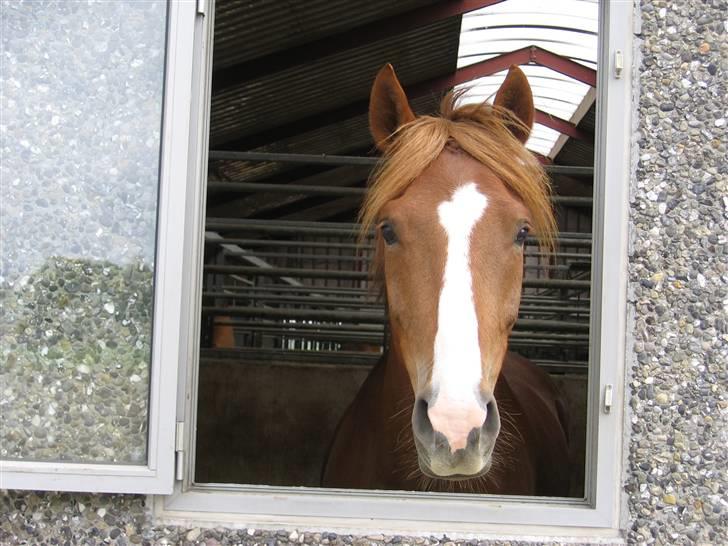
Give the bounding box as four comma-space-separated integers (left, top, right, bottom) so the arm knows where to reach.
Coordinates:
428, 183, 488, 451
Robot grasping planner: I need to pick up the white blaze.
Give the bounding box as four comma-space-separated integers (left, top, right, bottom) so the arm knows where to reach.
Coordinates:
431, 183, 488, 416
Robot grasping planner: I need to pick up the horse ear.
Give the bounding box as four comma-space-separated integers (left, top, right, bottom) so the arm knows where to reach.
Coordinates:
494, 65, 534, 143
369, 64, 415, 151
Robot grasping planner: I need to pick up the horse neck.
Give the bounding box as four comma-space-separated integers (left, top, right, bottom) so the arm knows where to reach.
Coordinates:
376, 327, 417, 462
381, 328, 415, 413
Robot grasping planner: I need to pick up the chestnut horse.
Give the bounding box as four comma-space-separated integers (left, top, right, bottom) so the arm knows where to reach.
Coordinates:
322, 65, 570, 495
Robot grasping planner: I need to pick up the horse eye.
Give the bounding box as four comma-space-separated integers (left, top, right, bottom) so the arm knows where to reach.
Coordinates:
380, 222, 398, 245
515, 226, 530, 246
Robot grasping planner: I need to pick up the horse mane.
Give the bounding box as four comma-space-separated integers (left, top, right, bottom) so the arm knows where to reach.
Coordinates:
359, 92, 557, 283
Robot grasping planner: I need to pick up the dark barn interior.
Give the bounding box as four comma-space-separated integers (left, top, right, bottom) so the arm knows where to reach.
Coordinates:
195, 0, 596, 498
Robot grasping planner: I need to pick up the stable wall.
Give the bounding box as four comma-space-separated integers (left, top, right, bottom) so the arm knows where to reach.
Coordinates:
1, 1, 726, 544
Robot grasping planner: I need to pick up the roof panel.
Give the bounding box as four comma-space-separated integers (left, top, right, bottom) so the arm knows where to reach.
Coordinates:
210, 19, 459, 147
213, 0, 441, 70
456, 0, 599, 158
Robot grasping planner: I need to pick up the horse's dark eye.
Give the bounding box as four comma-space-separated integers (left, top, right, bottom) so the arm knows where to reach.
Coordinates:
380, 222, 398, 245
515, 226, 530, 246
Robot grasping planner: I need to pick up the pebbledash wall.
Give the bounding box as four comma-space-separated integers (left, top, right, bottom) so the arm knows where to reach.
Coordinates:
1, 0, 726, 544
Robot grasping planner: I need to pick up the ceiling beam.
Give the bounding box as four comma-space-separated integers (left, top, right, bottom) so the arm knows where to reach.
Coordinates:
212, 0, 506, 94
217, 46, 592, 151
278, 196, 362, 222
407, 45, 596, 91
534, 110, 587, 140
208, 164, 369, 219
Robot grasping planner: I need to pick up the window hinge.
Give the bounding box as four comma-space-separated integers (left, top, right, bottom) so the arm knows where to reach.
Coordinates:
614, 50, 624, 79
603, 384, 614, 414
196, 0, 207, 16
175, 421, 185, 481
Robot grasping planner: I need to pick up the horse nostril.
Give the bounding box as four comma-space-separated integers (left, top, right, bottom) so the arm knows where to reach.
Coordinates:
412, 397, 434, 442
483, 398, 500, 436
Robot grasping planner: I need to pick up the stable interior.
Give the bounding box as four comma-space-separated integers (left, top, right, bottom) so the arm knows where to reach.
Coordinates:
195, 0, 598, 499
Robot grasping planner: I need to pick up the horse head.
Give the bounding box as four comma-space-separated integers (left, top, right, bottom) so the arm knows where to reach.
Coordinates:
362, 64, 556, 480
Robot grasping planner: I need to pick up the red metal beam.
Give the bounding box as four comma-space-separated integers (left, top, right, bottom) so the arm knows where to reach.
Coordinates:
217, 46, 593, 151
213, 0, 506, 94
411, 46, 596, 92
534, 110, 587, 140
527, 46, 597, 87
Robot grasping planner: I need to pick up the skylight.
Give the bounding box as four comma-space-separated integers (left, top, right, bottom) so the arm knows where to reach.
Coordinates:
456, 0, 599, 158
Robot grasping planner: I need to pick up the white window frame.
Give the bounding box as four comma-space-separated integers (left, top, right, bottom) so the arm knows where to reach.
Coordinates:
2, 0, 635, 536
156, 0, 634, 537
0, 0, 200, 495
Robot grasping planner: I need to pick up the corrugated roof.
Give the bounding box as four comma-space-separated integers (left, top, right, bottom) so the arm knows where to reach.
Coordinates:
207, 0, 596, 221
456, 0, 598, 157
208, 0, 462, 200
210, 21, 459, 148
212, 0, 441, 70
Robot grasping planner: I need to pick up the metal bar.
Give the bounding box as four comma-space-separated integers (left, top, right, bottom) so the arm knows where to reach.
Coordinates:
200, 348, 381, 367
221, 328, 588, 346
225, 300, 589, 315
203, 265, 592, 288
534, 110, 588, 140
510, 331, 589, 340
525, 361, 588, 373
206, 237, 375, 251
206, 219, 594, 237
214, 320, 588, 343
214, 320, 384, 332
214, 284, 591, 305
208, 218, 360, 230
219, 284, 377, 296
509, 338, 588, 344
545, 166, 594, 177
217, 250, 582, 270
205, 221, 359, 237
212, 295, 590, 313
207, 180, 592, 205
208, 151, 593, 176
220, 250, 371, 263
209, 150, 378, 166
221, 327, 383, 342
408, 45, 597, 98
529, 46, 598, 87
528, 251, 592, 259
206, 237, 592, 258
205, 306, 383, 322
207, 182, 366, 196
206, 217, 593, 245
203, 306, 589, 331
203, 292, 383, 307
211, 0, 506, 94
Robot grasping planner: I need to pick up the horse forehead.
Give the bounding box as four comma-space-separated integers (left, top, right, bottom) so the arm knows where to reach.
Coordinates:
436, 182, 489, 223
405, 172, 494, 211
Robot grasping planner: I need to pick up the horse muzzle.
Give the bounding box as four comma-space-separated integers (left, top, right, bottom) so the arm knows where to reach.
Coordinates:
411, 393, 501, 479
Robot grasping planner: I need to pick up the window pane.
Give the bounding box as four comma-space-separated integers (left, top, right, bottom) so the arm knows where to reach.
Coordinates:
0, 1, 167, 465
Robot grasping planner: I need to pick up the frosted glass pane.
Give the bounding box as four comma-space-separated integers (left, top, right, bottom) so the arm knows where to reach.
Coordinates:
0, 1, 167, 464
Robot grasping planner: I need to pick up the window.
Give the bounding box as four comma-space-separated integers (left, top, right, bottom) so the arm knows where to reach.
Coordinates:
0, 0, 199, 494
2, 0, 633, 536
161, 0, 632, 534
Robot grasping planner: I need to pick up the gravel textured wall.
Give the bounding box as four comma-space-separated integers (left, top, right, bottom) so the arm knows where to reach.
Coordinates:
624, 0, 726, 544
1, 0, 726, 545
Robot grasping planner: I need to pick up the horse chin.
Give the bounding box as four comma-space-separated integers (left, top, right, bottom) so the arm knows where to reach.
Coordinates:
417, 454, 492, 482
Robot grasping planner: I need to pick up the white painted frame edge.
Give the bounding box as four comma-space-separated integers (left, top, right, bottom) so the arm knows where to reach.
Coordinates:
0, 0, 197, 495
157, 0, 633, 536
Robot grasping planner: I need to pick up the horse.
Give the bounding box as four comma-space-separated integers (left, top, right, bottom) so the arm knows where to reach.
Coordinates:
322, 64, 570, 496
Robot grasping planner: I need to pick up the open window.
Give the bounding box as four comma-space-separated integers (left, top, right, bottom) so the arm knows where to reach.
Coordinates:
0, 1, 201, 494
163, 0, 632, 533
